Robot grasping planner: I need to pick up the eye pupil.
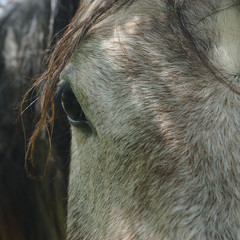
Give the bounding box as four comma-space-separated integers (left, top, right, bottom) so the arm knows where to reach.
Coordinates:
61, 88, 86, 122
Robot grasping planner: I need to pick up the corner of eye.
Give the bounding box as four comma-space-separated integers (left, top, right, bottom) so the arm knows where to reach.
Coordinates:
54, 80, 68, 99
58, 79, 68, 89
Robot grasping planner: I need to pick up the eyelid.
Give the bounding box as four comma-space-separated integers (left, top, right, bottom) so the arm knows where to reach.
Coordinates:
55, 81, 71, 99
55, 80, 96, 134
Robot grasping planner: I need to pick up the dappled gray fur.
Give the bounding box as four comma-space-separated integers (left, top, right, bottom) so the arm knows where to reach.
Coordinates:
58, 0, 240, 239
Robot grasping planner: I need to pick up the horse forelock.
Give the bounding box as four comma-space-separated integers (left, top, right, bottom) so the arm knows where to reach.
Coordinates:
22, 0, 134, 169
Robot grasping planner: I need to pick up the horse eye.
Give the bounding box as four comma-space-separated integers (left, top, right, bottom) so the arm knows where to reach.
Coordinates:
61, 88, 87, 124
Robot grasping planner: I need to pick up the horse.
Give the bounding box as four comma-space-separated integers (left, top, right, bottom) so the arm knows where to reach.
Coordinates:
25, 0, 240, 239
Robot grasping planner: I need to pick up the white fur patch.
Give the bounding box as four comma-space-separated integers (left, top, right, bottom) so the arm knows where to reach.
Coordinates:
214, 2, 240, 76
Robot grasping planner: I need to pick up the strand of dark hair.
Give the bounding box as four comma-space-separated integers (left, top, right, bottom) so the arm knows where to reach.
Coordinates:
21, 0, 134, 176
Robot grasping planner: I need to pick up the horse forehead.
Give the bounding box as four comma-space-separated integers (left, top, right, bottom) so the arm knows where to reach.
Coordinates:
62, 3, 162, 82
62, 0, 240, 86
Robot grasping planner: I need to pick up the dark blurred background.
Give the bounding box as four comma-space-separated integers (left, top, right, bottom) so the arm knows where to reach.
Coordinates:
0, 0, 80, 239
